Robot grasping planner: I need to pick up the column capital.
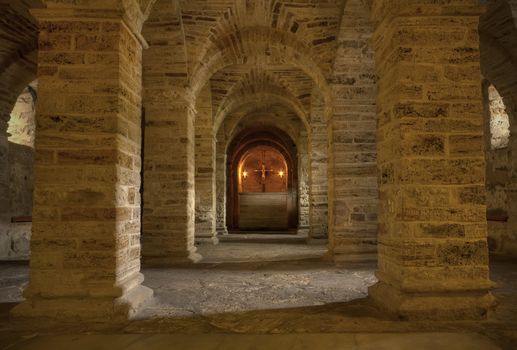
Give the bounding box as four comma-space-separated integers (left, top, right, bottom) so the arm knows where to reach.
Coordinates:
30, 1, 149, 48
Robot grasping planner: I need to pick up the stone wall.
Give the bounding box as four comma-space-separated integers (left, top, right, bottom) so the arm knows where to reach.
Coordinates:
480, 0, 517, 257
0, 2, 38, 261
0, 85, 36, 260
484, 83, 512, 254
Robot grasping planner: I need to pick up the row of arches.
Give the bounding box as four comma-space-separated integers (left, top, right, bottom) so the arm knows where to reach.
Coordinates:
0, 0, 515, 322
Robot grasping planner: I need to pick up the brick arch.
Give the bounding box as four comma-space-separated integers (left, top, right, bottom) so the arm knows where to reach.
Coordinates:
480, 34, 517, 111
480, 0, 517, 102
0, 51, 37, 128
0, 0, 39, 127
215, 91, 309, 135
0, 1, 40, 263
190, 26, 333, 108
215, 68, 312, 122
138, 0, 159, 18
215, 102, 310, 238
226, 126, 299, 230
479, 0, 517, 257
225, 110, 306, 151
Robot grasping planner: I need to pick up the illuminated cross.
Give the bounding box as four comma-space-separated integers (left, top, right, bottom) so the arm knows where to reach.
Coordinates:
253, 151, 274, 183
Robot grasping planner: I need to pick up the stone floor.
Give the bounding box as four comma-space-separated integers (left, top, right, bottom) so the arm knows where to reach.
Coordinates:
3, 332, 501, 350
0, 241, 516, 349
139, 243, 371, 318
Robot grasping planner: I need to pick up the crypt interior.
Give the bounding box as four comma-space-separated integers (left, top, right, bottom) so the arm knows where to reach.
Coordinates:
0, 0, 517, 349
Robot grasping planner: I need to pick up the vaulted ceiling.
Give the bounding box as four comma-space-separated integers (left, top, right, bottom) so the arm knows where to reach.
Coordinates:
141, 0, 349, 135
174, 0, 346, 126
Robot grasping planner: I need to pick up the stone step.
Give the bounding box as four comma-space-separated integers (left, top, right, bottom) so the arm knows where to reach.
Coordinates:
218, 232, 307, 244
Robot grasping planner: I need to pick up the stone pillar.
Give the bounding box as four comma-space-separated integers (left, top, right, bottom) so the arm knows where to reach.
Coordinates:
298, 130, 310, 235
308, 90, 329, 241
327, 0, 378, 263
11, 10, 153, 321
141, 0, 200, 265
216, 140, 229, 235
142, 99, 201, 265
369, 1, 495, 319
195, 83, 217, 244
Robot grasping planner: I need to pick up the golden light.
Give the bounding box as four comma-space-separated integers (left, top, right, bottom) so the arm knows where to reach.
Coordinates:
242, 170, 248, 178
278, 170, 284, 178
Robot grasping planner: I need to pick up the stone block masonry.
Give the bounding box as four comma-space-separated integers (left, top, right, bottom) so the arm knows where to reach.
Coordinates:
141, 0, 201, 265
369, 1, 495, 320
328, 0, 378, 263
11, 10, 153, 321
195, 83, 218, 244
308, 89, 329, 242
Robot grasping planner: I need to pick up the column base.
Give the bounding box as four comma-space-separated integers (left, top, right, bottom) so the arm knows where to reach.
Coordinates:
10, 274, 153, 324
195, 234, 219, 245
216, 227, 229, 235
306, 237, 328, 246
324, 246, 377, 264
369, 281, 496, 321
142, 246, 203, 267
331, 252, 377, 264
296, 226, 309, 236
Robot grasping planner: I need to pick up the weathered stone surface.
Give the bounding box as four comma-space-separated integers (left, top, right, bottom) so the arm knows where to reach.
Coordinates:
141, 1, 201, 265
10, 12, 152, 322
1, 0, 516, 329
370, 3, 495, 320
194, 83, 217, 244
328, 0, 378, 262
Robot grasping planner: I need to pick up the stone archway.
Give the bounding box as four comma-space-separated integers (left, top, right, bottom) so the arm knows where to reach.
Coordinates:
226, 127, 299, 232
480, 0, 517, 257
0, 80, 37, 261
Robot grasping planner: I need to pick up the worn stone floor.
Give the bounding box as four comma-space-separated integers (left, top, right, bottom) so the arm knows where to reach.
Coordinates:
2, 332, 502, 350
0, 241, 516, 349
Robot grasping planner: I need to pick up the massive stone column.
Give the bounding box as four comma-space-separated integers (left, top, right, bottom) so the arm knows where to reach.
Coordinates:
298, 130, 310, 235
141, 0, 201, 265
327, 0, 378, 263
369, 1, 495, 319
215, 137, 229, 235
328, 0, 378, 263
11, 9, 153, 321
142, 98, 200, 264
308, 90, 329, 241
195, 83, 217, 244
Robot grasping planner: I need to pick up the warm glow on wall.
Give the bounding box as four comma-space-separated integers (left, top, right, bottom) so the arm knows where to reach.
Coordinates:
238, 146, 288, 193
